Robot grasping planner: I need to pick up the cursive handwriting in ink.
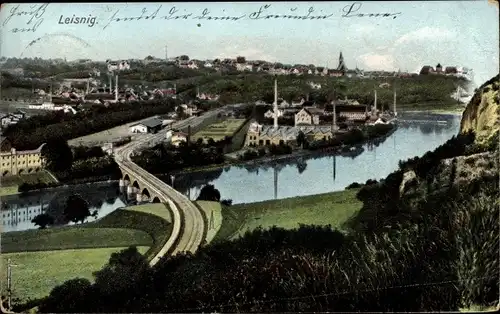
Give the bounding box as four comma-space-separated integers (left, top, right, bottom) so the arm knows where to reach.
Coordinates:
194, 8, 246, 21
249, 4, 334, 20
342, 2, 401, 19
3, 3, 49, 33
162, 7, 193, 20
103, 5, 162, 30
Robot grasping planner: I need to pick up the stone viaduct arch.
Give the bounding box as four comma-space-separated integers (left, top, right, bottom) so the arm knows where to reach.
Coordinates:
118, 168, 164, 204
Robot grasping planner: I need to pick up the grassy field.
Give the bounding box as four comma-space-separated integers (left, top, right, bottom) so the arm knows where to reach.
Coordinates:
0, 170, 58, 197
212, 189, 362, 243
192, 118, 246, 142
0, 246, 150, 303
1, 227, 153, 253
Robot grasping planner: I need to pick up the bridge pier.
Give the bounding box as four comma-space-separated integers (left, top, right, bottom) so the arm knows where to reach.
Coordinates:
136, 193, 143, 203
127, 186, 137, 194
119, 179, 130, 187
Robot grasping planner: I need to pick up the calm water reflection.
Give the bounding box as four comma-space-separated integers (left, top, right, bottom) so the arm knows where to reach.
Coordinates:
1, 182, 127, 232
167, 113, 462, 204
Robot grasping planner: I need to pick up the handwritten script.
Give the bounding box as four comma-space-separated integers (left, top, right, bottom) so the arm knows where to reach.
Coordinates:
3, 3, 49, 33
1, 2, 402, 33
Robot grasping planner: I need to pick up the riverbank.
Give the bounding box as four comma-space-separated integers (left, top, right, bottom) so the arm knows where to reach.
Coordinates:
0, 177, 120, 197
0, 170, 58, 197
398, 102, 466, 115
212, 188, 362, 244
169, 124, 396, 176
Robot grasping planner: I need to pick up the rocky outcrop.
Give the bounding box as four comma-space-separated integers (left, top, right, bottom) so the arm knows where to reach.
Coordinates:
460, 74, 499, 145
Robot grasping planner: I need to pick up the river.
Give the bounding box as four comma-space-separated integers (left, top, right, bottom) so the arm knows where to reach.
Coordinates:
1, 182, 127, 232
2, 113, 462, 231
166, 113, 462, 204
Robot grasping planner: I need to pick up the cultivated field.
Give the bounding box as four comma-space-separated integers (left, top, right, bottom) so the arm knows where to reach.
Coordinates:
212, 189, 362, 243
0, 170, 58, 196
1, 246, 150, 303
192, 118, 246, 142
67, 115, 161, 146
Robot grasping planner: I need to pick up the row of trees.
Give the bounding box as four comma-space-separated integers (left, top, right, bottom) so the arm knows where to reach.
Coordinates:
42, 141, 121, 183
132, 140, 226, 174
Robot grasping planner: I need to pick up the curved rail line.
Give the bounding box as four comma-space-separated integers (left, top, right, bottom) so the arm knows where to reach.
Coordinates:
113, 111, 223, 265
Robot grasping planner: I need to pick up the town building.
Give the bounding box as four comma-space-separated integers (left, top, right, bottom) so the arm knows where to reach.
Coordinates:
294, 107, 323, 126
170, 131, 188, 146
129, 117, 164, 134
264, 108, 283, 119
106, 60, 130, 72
0, 144, 46, 177
1, 111, 26, 129
244, 121, 336, 146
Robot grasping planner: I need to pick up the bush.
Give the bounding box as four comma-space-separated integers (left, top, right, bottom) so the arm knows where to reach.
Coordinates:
346, 182, 362, 189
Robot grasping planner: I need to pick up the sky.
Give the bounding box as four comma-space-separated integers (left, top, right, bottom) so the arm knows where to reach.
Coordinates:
0, 1, 498, 85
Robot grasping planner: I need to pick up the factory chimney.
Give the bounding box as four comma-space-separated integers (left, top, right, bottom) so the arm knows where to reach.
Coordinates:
115, 74, 119, 102
374, 89, 377, 112
273, 77, 278, 129
393, 88, 397, 117
109, 75, 112, 94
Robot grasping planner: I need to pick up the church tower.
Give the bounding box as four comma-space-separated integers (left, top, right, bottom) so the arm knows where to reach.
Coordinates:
337, 51, 347, 73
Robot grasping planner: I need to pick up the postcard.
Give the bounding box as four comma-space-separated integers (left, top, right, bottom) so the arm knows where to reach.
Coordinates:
0, 1, 499, 313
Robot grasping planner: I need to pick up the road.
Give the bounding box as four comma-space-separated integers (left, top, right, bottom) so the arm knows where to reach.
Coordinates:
113, 107, 226, 265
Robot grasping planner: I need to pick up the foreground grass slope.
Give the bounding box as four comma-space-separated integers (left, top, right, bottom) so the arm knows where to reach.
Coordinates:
1, 247, 150, 303
213, 189, 362, 243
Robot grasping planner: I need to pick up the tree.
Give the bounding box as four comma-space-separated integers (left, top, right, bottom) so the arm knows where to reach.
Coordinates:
40, 278, 93, 313
179, 55, 190, 61
93, 246, 149, 295
41, 139, 73, 172
236, 56, 246, 64
31, 213, 54, 229
197, 184, 221, 202
64, 194, 91, 224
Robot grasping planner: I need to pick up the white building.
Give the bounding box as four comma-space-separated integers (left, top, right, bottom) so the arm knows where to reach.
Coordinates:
107, 60, 130, 72
171, 131, 188, 146
264, 109, 284, 119
129, 117, 164, 134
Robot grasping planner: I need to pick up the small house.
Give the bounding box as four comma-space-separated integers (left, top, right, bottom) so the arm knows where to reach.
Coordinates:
295, 107, 322, 126
171, 131, 188, 146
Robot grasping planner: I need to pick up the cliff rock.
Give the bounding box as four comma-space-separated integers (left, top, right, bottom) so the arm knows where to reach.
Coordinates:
460, 74, 499, 145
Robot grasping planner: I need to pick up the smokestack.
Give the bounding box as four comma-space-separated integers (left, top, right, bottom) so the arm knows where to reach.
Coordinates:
109, 75, 112, 94
115, 75, 118, 102
332, 99, 337, 131
374, 89, 377, 112
86, 79, 90, 95
274, 77, 278, 128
